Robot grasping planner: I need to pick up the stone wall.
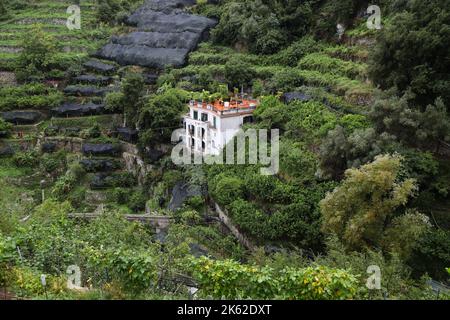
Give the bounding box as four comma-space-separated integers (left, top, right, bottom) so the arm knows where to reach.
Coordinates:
41, 136, 84, 153
122, 150, 153, 186
214, 202, 256, 251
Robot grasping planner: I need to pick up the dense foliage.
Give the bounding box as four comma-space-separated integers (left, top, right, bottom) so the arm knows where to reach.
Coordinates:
191, 257, 359, 299
320, 154, 430, 259
138, 88, 189, 146
0, 83, 63, 111
0, 0, 449, 301
368, 0, 450, 106
15, 24, 59, 82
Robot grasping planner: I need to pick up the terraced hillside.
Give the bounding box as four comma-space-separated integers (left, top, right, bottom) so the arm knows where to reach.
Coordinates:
0, 0, 449, 301
0, 1, 114, 73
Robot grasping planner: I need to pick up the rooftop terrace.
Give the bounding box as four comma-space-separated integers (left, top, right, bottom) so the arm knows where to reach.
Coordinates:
189, 99, 258, 116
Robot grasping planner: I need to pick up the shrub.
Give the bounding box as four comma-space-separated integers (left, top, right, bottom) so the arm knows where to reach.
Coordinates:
338, 114, 370, 132
80, 124, 102, 139
368, 0, 450, 106
0, 119, 13, 137
269, 36, 321, 67
67, 186, 87, 208
111, 187, 129, 204
0, 2, 11, 21
40, 151, 67, 174
224, 57, 255, 88
191, 257, 359, 300
96, 0, 143, 25
105, 92, 125, 113
12, 151, 39, 167
15, 25, 59, 82
185, 195, 205, 211
209, 173, 244, 206
52, 163, 86, 198
0, 83, 63, 111
129, 191, 147, 212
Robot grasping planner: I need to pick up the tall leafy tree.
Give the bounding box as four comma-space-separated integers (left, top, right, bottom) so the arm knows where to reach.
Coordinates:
224, 56, 255, 88
122, 73, 145, 127
15, 24, 59, 82
369, 90, 450, 152
320, 154, 430, 257
211, 0, 316, 53
0, 2, 10, 21
138, 89, 187, 146
368, 0, 450, 106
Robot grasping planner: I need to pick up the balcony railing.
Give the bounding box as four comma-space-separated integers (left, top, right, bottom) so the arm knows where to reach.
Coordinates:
189, 100, 258, 116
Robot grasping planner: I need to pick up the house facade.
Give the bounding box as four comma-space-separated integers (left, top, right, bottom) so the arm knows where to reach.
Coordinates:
183, 99, 258, 155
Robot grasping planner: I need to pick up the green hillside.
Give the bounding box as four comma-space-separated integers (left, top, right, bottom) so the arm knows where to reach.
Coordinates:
0, 0, 449, 300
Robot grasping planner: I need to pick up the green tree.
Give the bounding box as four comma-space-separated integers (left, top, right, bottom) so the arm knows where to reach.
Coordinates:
0, 2, 10, 21
369, 90, 450, 151
209, 173, 244, 206
318, 125, 394, 180
224, 56, 255, 89
15, 24, 59, 82
314, 0, 364, 38
409, 229, 450, 281
96, 0, 121, 24
368, 0, 450, 106
317, 125, 348, 179
315, 236, 434, 300
211, 0, 315, 54
320, 154, 430, 256
138, 89, 187, 146
252, 79, 264, 98
122, 73, 145, 126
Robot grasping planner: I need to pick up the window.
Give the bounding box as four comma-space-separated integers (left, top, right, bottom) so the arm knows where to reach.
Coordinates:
201, 113, 208, 122
213, 116, 217, 128
193, 110, 198, 120
243, 115, 253, 124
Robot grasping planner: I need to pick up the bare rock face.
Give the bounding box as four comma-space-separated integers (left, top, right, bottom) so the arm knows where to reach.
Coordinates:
96, 0, 217, 68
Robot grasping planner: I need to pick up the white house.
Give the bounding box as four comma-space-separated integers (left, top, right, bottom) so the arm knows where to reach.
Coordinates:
183, 99, 258, 155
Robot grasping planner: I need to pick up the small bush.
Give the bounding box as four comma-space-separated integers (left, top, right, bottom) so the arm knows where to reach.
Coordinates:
0, 119, 13, 137
12, 151, 39, 167
129, 191, 147, 212
105, 92, 124, 113
80, 124, 102, 139
40, 151, 67, 174
111, 187, 130, 204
